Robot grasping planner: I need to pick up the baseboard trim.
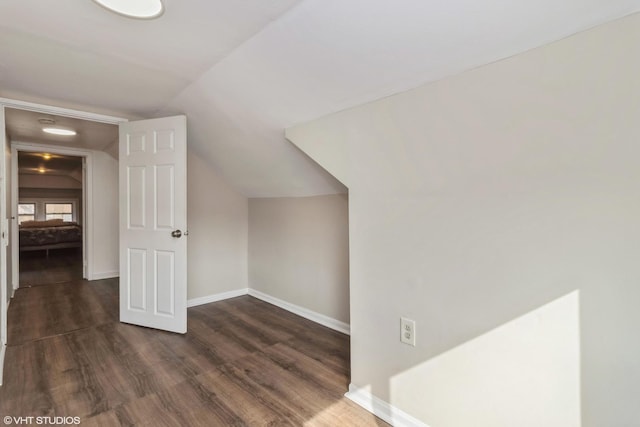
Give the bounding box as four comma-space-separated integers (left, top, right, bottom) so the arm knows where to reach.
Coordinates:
185, 288, 350, 335
90, 271, 119, 281
0, 344, 6, 386
345, 384, 429, 427
248, 289, 350, 335
187, 288, 249, 308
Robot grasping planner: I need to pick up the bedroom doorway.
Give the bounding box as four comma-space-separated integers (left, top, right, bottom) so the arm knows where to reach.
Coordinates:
11, 145, 90, 288
4, 102, 124, 295
16, 152, 85, 287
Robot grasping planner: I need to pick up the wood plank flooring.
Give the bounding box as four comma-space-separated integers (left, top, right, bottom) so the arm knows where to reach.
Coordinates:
19, 248, 83, 287
1, 264, 387, 426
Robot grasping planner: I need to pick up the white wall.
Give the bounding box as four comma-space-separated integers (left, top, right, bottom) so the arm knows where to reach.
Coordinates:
187, 149, 248, 300
18, 174, 81, 189
19, 188, 82, 198
287, 13, 640, 427
248, 194, 349, 324
90, 150, 119, 278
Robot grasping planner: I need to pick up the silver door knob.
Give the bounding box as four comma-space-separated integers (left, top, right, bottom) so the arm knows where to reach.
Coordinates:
171, 229, 182, 238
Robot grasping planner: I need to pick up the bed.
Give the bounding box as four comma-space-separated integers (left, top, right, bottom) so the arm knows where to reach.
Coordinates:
19, 219, 83, 255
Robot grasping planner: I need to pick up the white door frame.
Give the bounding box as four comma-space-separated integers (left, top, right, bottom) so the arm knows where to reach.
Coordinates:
0, 106, 7, 385
0, 97, 127, 124
11, 142, 93, 283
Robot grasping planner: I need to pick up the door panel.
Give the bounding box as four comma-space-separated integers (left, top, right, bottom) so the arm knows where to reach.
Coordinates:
155, 165, 174, 229
155, 250, 174, 315
127, 248, 147, 311
119, 116, 187, 333
127, 166, 146, 228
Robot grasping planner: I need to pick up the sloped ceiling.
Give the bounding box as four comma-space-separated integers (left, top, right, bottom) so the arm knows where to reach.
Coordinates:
0, 0, 300, 116
2, 0, 639, 197
18, 151, 83, 180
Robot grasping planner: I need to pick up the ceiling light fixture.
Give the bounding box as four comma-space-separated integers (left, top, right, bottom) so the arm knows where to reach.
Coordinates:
42, 153, 52, 160
38, 167, 46, 174
43, 128, 77, 136
92, 0, 164, 19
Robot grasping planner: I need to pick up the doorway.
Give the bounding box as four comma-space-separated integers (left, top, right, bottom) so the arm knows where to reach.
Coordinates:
11, 143, 93, 291
5, 106, 122, 294
16, 151, 85, 287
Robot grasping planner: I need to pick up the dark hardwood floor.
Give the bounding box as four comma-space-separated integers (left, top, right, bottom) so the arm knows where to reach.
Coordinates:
1, 260, 387, 426
19, 248, 83, 287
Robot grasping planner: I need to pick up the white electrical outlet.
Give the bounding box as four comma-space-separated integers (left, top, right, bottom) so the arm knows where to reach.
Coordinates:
400, 317, 416, 346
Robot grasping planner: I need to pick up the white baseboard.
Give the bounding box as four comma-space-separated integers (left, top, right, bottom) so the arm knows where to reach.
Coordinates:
90, 271, 119, 281
185, 288, 350, 336
248, 289, 350, 335
0, 344, 6, 386
187, 288, 249, 307
345, 384, 429, 427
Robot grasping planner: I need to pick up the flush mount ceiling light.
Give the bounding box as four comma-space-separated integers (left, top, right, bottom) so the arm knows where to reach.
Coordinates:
92, 0, 164, 19
43, 128, 77, 136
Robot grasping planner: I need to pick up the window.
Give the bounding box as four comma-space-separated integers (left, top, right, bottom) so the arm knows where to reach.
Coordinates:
19, 199, 79, 223
18, 203, 36, 224
45, 203, 73, 222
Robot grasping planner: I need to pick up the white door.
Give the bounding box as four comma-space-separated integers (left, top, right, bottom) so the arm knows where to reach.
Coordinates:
119, 115, 187, 333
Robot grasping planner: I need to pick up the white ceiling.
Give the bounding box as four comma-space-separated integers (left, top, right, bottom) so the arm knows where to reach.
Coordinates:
6, 108, 117, 152
0, 0, 300, 116
2, 0, 639, 197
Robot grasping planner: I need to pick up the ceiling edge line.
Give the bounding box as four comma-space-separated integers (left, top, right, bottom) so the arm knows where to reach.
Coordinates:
0, 97, 128, 125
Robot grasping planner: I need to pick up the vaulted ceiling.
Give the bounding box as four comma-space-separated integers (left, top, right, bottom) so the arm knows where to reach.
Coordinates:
2, 0, 639, 197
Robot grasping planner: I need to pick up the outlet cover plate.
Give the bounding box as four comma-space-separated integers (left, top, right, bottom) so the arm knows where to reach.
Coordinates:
401, 317, 416, 346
